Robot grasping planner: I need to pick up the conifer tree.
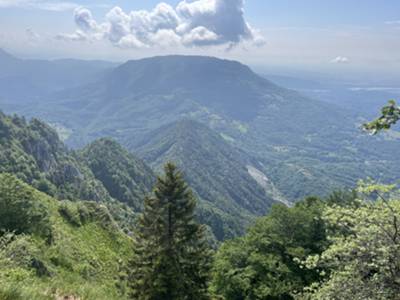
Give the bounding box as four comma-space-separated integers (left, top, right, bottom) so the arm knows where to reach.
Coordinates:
130, 162, 212, 300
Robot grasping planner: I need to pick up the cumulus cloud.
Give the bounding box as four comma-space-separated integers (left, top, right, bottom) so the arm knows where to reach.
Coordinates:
331, 56, 349, 64
57, 0, 264, 49
0, 0, 78, 11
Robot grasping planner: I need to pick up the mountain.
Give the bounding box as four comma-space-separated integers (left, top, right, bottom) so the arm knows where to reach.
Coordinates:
18, 55, 285, 147
0, 111, 110, 201
0, 111, 149, 232
79, 138, 156, 211
0, 173, 133, 299
135, 119, 282, 239
0, 110, 239, 240
0, 48, 116, 110
3, 54, 400, 203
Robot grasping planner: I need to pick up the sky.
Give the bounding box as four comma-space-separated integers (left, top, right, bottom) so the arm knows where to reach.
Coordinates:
0, 0, 400, 75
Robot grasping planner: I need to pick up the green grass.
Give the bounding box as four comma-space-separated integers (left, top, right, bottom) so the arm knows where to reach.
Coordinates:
0, 176, 134, 300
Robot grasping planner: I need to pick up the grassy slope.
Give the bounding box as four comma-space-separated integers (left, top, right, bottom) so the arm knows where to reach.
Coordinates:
0, 174, 134, 300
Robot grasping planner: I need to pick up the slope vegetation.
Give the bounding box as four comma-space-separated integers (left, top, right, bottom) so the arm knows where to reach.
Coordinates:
135, 119, 275, 239
0, 174, 133, 300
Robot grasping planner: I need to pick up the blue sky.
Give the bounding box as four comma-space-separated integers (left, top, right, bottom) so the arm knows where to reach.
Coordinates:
0, 0, 399, 74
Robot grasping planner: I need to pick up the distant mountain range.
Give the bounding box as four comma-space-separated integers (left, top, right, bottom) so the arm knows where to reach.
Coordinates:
0, 49, 399, 228
0, 48, 115, 105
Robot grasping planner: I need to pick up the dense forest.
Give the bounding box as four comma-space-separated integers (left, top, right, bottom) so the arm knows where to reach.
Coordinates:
0, 101, 399, 299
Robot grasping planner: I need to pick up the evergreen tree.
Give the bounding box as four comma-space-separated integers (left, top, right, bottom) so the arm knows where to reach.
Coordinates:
130, 163, 212, 300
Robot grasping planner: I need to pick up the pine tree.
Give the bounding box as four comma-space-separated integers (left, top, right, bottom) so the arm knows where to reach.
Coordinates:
130, 162, 212, 300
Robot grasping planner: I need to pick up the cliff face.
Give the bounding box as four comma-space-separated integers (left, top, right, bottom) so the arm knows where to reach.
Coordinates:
0, 112, 111, 202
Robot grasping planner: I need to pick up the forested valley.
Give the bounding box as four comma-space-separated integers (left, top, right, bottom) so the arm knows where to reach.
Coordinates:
0, 100, 399, 300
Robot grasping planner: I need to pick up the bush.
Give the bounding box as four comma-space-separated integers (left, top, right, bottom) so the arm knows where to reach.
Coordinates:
59, 202, 82, 227
0, 174, 51, 238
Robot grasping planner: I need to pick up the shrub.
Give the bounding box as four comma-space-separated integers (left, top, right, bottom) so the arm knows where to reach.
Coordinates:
0, 174, 51, 238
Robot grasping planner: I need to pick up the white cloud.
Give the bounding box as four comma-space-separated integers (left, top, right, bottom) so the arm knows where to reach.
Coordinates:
57, 0, 263, 49
330, 56, 349, 64
0, 0, 78, 11
182, 26, 219, 46
74, 7, 98, 32
117, 34, 147, 49
55, 30, 87, 42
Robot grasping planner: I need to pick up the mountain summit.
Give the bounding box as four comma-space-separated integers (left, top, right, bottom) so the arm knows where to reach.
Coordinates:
105, 55, 277, 121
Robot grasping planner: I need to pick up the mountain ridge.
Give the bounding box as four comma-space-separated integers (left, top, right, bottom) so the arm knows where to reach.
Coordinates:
1, 52, 399, 204
135, 119, 277, 239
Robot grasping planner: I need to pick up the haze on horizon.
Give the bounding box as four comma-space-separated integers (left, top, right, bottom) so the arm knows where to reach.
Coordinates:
0, 0, 400, 78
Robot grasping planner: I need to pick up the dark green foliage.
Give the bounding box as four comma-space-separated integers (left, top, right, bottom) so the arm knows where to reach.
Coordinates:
136, 119, 273, 240
0, 111, 150, 232
0, 173, 51, 238
212, 197, 327, 300
79, 138, 156, 211
130, 163, 212, 300
0, 112, 111, 202
364, 100, 399, 134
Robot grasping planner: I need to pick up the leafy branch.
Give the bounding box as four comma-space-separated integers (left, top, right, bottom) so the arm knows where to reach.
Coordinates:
364, 100, 400, 134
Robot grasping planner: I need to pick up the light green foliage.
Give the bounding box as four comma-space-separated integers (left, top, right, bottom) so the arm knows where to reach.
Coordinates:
130, 163, 212, 300
301, 183, 400, 300
212, 197, 327, 300
0, 174, 51, 238
0, 174, 134, 300
364, 100, 399, 134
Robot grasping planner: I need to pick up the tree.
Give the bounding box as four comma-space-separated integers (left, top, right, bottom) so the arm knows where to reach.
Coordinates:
301, 182, 400, 300
129, 163, 212, 300
364, 100, 399, 134
211, 197, 327, 300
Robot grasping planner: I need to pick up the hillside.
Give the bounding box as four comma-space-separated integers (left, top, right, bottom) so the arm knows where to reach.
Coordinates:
0, 111, 110, 202
79, 138, 156, 211
135, 119, 277, 239
0, 174, 134, 300
0, 110, 248, 240
0, 112, 154, 231
2, 54, 400, 202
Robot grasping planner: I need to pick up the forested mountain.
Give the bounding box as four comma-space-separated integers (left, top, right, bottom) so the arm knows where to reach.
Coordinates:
0, 113, 154, 230
8, 54, 397, 202
135, 119, 278, 239
79, 138, 156, 211
0, 111, 110, 201
0, 110, 252, 240
1, 51, 399, 205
